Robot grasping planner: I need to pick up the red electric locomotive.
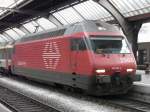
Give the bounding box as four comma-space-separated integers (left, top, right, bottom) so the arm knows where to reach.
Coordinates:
0, 20, 141, 95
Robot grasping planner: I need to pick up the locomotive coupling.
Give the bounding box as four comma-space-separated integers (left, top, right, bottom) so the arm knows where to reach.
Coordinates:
96, 74, 141, 84
96, 75, 111, 83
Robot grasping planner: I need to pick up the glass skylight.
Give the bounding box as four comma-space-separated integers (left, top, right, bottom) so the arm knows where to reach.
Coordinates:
0, 0, 150, 43
0, 0, 25, 15
36, 18, 57, 30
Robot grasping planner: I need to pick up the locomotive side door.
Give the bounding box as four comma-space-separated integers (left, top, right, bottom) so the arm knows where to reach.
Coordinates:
70, 38, 79, 72
70, 38, 87, 73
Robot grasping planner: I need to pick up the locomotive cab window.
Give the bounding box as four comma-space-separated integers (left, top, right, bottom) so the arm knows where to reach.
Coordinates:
0, 50, 3, 59
71, 38, 87, 51
90, 36, 130, 54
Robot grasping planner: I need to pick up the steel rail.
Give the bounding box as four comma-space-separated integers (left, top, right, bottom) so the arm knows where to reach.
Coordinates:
0, 86, 60, 112
103, 97, 150, 112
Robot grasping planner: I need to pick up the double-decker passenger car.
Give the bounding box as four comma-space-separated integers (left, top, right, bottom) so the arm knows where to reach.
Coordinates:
0, 21, 141, 95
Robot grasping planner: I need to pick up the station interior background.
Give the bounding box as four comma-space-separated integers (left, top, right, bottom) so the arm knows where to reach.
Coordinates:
0, 0, 150, 112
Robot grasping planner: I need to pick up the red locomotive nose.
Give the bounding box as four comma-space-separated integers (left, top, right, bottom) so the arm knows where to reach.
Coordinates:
94, 53, 136, 76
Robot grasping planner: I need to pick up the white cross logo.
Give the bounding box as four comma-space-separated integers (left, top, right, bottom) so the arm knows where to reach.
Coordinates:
42, 41, 61, 69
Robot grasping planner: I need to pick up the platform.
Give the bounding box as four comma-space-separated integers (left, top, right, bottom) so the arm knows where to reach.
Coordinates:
132, 70, 150, 94
0, 75, 129, 112
125, 70, 150, 104
135, 70, 150, 85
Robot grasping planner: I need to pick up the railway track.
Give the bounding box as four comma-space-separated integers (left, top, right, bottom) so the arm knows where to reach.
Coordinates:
104, 97, 150, 112
69, 89, 150, 112
53, 87, 150, 112
0, 74, 149, 112
0, 86, 60, 112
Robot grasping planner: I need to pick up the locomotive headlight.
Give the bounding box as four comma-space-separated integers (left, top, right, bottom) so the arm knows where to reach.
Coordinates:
96, 69, 105, 73
126, 68, 134, 72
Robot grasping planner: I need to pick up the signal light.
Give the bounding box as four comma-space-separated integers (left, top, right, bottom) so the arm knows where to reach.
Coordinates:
126, 69, 134, 72
96, 69, 105, 73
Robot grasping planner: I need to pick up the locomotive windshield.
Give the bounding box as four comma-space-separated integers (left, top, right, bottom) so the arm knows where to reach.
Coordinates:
90, 36, 130, 54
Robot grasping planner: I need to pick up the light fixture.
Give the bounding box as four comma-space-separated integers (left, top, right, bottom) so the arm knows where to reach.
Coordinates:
126, 69, 134, 72
96, 69, 105, 73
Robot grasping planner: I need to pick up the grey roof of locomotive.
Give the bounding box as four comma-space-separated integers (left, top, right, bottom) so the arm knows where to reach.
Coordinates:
15, 20, 119, 43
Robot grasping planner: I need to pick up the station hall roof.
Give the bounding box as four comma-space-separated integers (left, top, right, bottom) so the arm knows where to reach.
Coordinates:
0, 0, 150, 43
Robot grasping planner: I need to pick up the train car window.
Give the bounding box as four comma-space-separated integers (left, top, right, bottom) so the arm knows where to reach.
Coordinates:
71, 39, 79, 51
71, 38, 86, 51
7, 48, 13, 59
79, 39, 86, 50
0, 50, 3, 59
0, 49, 5, 59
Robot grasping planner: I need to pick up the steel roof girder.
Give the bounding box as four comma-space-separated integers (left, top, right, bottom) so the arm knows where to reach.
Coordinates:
0, 35, 9, 43
2, 32, 15, 42
48, 14, 63, 27
19, 26, 31, 34
12, 28, 22, 37
72, 6, 86, 20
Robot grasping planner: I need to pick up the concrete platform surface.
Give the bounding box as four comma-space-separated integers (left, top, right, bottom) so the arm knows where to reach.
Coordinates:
135, 70, 150, 86
0, 103, 11, 112
127, 70, 150, 104
0, 76, 129, 112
